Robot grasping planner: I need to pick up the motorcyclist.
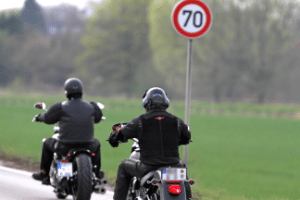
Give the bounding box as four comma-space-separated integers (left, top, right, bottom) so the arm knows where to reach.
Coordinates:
32, 78, 103, 185
108, 87, 192, 200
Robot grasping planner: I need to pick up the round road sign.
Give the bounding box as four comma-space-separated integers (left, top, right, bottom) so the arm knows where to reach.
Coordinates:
172, 0, 212, 39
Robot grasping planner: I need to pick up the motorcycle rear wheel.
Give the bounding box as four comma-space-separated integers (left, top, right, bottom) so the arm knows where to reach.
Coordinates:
56, 192, 68, 199
149, 187, 160, 200
72, 153, 93, 200
150, 193, 160, 200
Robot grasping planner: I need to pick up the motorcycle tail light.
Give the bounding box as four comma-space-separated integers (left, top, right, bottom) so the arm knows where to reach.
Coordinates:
67, 154, 71, 157
61, 159, 68, 162
168, 184, 181, 194
92, 153, 95, 156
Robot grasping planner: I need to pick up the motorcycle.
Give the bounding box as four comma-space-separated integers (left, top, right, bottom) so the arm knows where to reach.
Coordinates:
111, 123, 194, 200
33, 102, 108, 200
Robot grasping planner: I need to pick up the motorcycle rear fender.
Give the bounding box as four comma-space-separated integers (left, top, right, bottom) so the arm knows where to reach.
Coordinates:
153, 170, 162, 181
153, 168, 189, 200
65, 148, 92, 162
140, 170, 159, 187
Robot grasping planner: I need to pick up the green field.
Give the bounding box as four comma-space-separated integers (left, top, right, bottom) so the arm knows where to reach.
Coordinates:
0, 94, 299, 200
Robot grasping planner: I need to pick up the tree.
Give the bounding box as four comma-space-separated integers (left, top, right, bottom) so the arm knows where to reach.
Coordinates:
148, 0, 188, 99
191, 0, 239, 102
148, 0, 235, 100
0, 31, 7, 86
240, 0, 300, 103
43, 4, 85, 35
148, 0, 300, 103
21, 0, 47, 34
77, 0, 156, 97
1, 4, 88, 93
0, 10, 23, 35
2, 31, 84, 92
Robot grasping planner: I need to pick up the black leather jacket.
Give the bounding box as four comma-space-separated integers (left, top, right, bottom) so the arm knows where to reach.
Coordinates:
118, 108, 191, 166
39, 98, 103, 143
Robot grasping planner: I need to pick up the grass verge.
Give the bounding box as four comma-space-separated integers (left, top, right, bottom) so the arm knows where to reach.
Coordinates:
0, 94, 299, 199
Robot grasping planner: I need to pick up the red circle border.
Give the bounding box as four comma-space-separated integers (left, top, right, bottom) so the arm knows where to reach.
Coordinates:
172, 0, 212, 39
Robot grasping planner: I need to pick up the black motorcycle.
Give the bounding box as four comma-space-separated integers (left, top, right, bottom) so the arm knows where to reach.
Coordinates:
111, 123, 194, 200
33, 102, 108, 200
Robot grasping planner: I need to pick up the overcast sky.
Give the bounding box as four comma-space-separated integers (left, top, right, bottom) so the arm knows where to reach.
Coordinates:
0, 0, 103, 11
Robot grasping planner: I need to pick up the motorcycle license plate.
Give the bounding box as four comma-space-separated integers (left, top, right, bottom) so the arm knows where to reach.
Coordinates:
57, 162, 73, 177
161, 168, 186, 180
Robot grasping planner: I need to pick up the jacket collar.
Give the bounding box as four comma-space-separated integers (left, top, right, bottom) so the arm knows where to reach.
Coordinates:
146, 107, 166, 114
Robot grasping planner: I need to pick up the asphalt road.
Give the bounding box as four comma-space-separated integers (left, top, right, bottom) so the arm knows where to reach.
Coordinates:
0, 165, 113, 200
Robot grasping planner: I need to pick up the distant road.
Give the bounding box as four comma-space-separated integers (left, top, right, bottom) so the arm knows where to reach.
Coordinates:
0, 165, 113, 200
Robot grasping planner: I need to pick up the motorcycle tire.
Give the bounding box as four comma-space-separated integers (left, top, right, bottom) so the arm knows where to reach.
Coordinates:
56, 192, 68, 199
150, 193, 160, 200
149, 186, 160, 200
72, 153, 93, 200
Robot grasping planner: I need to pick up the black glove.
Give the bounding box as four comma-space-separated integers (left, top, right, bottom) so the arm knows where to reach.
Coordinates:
32, 114, 41, 122
107, 131, 119, 148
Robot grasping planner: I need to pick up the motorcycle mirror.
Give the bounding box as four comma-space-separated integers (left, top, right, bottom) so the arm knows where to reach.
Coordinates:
97, 102, 105, 110
34, 102, 46, 110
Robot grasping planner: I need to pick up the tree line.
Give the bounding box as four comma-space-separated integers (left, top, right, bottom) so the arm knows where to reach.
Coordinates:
1, 0, 300, 104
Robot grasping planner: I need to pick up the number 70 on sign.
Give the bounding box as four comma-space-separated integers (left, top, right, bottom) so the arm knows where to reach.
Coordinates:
172, 0, 212, 39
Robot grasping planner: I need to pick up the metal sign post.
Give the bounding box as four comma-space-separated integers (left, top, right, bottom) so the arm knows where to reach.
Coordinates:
184, 39, 193, 165
171, 0, 212, 166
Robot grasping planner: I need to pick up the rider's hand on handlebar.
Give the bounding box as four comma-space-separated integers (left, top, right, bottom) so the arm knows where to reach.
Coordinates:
107, 131, 119, 148
32, 114, 41, 122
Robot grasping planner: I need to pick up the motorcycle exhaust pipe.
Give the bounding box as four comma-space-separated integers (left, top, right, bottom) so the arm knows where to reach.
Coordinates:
101, 178, 108, 186
99, 187, 106, 194
134, 197, 144, 200
94, 185, 106, 194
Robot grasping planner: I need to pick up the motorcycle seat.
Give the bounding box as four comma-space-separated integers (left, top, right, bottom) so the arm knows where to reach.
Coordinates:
54, 148, 92, 161
54, 141, 93, 157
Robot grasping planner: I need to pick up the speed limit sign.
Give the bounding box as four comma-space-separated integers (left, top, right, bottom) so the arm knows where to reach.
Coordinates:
171, 0, 212, 165
172, 0, 212, 39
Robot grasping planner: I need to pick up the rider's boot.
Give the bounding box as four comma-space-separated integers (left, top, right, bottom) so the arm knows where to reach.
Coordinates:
42, 176, 51, 185
32, 170, 50, 185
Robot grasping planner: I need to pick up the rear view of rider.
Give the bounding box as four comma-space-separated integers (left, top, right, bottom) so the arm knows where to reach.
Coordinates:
108, 87, 192, 200
32, 78, 103, 185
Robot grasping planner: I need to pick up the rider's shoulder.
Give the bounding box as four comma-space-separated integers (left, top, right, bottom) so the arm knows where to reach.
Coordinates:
174, 115, 184, 123
50, 102, 62, 110
61, 101, 68, 106
132, 115, 142, 123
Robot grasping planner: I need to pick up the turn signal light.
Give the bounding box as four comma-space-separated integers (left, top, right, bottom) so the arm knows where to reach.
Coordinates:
168, 184, 181, 194
189, 180, 195, 185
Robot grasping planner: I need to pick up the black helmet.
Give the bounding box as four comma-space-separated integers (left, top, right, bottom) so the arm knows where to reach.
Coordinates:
142, 87, 170, 110
64, 78, 83, 98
